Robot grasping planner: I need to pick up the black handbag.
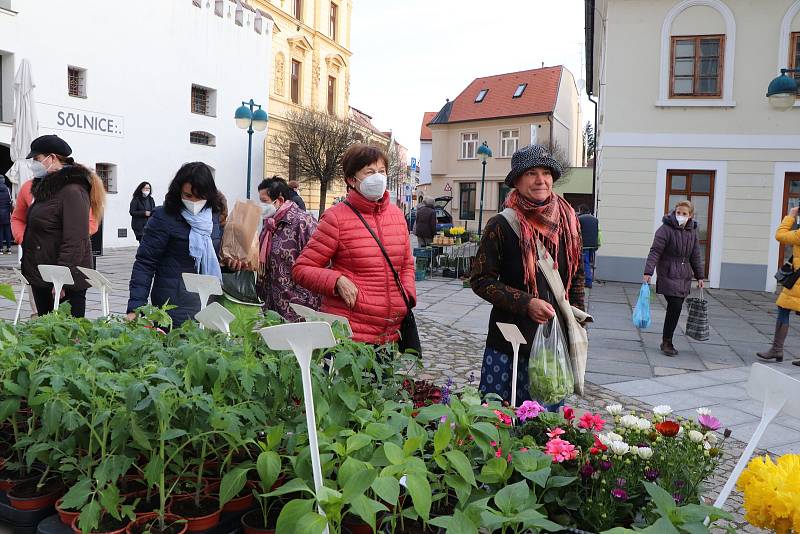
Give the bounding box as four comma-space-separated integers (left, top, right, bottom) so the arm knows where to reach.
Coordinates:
775, 256, 800, 290
343, 201, 422, 356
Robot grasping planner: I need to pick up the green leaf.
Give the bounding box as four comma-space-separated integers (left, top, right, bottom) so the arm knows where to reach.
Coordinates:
78, 499, 102, 534
256, 451, 281, 491
0, 399, 20, 422
275, 498, 314, 534
414, 404, 450, 421
365, 422, 395, 440
526, 467, 552, 488
515, 508, 564, 531
471, 421, 499, 442
335, 383, 360, 411
0, 283, 16, 302
494, 480, 529, 515
478, 457, 507, 484
383, 442, 405, 465
295, 511, 328, 534
403, 436, 424, 456
163, 428, 187, 440
266, 478, 314, 498
443, 474, 471, 506
316, 485, 343, 507
404, 473, 431, 521
644, 481, 678, 514
143, 456, 163, 488
347, 494, 387, 533
545, 475, 577, 489
681, 524, 712, 534
429, 509, 479, 534
99, 486, 122, 520
60, 478, 91, 510
341, 469, 376, 504
346, 433, 372, 454
647, 517, 682, 534
443, 450, 476, 487
129, 417, 152, 451
371, 476, 400, 506
219, 467, 249, 507
433, 422, 452, 454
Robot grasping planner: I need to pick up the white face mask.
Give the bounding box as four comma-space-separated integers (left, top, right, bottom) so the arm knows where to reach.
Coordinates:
262, 203, 277, 218
357, 172, 387, 202
142, 189, 150, 197
182, 199, 207, 215
676, 215, 689, 226
30, 156, 54, 179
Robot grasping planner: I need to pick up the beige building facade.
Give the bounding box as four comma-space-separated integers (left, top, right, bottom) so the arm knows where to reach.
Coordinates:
425, 66, 584, 230
588, 0, 800, 291
252, 0, 352, 212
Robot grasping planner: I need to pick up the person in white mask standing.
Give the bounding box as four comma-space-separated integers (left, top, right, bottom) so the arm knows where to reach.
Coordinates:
643, 200, 705, 356
127, 162, 222, 326
293, 143, 418, 351
129, 181, 156, 242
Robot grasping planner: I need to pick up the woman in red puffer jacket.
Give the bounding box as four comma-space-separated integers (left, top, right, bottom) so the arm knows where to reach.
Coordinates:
292, 144, 416, 345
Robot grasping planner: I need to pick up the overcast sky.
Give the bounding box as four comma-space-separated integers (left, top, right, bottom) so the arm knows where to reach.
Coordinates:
349, 0, 589, 161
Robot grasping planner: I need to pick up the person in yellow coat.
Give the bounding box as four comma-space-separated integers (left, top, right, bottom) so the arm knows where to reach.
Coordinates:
758, 206, 800, 366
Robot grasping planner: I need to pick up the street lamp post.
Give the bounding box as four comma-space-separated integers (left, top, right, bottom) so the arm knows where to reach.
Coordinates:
234, 99, 269, 199
766, 68, 799, 110
476, 141, 493, 235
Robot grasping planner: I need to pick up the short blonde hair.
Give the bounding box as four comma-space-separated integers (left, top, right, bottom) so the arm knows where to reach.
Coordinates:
674, 200, 694, 216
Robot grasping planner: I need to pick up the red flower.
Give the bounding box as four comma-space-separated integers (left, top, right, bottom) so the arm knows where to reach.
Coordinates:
494, 409, 512, 426
563, 407, 575, 421
655, 421, 681, 437
579, 413, 606, 432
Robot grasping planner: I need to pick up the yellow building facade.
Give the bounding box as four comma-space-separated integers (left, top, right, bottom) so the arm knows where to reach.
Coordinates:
252, 0, 353, 212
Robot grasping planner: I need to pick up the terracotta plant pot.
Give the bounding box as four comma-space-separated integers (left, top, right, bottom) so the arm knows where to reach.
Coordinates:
71, 513, 130, 534
125, 513, 188, 534
56, 498, 81, 526
7, 477, 62, 511
0, 466, 43, 492
240, 509, 276, 534
168, 496, 221, 533
220, 481, 255, 513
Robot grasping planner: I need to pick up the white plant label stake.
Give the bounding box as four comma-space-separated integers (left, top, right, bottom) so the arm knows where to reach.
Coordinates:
12, 268, 29, 325
712, 363, 800, 510
194, 302, 235, 335
290, 303, 353, 338
496, 322, 527, 408
77, 266, 113, 317
182, 273, 223, 311
259, 322, 337, 534
38, 265, 74, 312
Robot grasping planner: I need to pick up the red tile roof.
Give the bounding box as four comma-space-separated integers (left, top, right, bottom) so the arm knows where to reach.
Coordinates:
419, 112, 436, 141
446, 66, 563, 123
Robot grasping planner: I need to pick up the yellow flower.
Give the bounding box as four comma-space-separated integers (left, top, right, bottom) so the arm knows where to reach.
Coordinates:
737, 454, 800, 532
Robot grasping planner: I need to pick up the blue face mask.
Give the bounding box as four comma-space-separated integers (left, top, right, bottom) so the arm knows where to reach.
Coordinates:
29, 156, 54, 179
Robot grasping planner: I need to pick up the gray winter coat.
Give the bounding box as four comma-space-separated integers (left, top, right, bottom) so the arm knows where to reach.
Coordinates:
644, 213, 704, 298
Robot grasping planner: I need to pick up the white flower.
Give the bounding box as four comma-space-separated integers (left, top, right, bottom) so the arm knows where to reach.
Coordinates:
620, 415, 640, 428
637, 447, 654, 460
706, 432, 719, 445
609, 440, 630, 456
689, 430, 704, 443
653, 405, 673, 417
606, 404, 624, 416
696, 407, 712, 416
607, 432, 624, 442
677, 425, 684, 436
636, 418, 652, 431
629, 445, 639, 457
704, 441, 712, 451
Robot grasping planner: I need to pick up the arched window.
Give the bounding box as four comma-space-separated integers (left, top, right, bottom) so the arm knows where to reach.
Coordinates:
658, 0, 736, 107
190, 131, 216, 146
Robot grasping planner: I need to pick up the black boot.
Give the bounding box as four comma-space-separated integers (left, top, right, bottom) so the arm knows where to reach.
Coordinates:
660, 338, 678, 356
757, 322, 789, 363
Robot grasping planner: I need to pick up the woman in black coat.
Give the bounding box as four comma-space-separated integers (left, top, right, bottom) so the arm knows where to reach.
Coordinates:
126, 163, 222, 326
129, 181, 156, 241
0, 179, 13, 254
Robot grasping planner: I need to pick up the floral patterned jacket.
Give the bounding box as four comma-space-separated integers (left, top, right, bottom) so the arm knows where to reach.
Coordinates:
257, 203, 321, 322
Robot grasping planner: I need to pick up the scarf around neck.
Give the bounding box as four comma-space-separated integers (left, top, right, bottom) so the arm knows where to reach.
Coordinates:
259, 200, 295, 266
506, 190, 581, 298
182, 207, 222, 280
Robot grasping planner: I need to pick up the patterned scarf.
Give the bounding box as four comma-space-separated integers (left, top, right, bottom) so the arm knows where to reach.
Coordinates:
259, 200, 296, 266
506, 190, 581, 297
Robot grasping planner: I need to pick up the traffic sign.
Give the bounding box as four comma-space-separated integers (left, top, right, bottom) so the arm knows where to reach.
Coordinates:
444, 183, 452, 192
411, 157, 417, 170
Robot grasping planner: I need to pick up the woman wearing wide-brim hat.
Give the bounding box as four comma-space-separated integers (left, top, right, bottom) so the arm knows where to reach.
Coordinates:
470, 144, 585, 406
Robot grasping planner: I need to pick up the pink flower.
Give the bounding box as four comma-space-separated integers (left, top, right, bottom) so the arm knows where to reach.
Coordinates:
544, 438, 578, 463
578, 413, 606, 432
516, 400, 545, 422
547, 427, 566, 439
563, 407, 575, 421
495, 447, 503, 458
494, 409, 512, 426
490, 441, 497, 447
507, 453, 512, 462
698, 414, 721, 431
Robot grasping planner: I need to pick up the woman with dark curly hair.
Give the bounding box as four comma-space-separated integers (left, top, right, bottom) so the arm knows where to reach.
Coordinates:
127, 162, 223, 325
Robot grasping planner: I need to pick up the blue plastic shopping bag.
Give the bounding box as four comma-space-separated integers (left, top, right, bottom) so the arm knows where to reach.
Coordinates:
632, 283, 651, 329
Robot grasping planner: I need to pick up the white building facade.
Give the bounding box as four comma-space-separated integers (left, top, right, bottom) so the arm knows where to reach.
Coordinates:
588, 0, 800, 291
0, 0, 273, 247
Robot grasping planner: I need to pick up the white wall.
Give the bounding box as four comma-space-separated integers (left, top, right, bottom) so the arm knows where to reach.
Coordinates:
418, 140, 432, 186
0, 0, 272, 247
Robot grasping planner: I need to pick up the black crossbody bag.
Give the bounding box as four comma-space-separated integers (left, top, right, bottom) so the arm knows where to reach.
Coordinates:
775, 255, 800, 289
343, 201, 422, 356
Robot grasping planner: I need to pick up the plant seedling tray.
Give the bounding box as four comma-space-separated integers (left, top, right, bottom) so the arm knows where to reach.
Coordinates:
37, 508, 251, 534
0, 491, 55, 534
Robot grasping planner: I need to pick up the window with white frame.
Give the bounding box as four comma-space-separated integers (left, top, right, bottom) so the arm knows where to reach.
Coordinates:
460, 132, 478, 159
68, 66, 86, 98
499, 129, 519, 158
95, 163, 117, 194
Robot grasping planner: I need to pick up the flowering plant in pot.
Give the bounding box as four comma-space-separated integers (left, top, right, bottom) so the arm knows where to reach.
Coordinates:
737, 453, 800, 533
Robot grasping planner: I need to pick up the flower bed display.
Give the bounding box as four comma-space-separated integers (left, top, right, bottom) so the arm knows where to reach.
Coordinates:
0, 305, 734, 534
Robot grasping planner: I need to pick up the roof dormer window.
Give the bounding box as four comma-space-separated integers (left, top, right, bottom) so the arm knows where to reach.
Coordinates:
475, 89, 488, 103
513, 83, 527, 98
